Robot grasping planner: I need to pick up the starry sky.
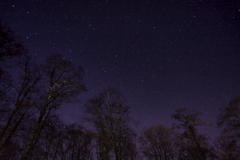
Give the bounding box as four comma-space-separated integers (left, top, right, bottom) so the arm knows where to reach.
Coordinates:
1, 0, 239, 137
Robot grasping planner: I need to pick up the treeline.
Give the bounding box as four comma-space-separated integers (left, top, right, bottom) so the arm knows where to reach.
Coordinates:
0, 21, 239, 160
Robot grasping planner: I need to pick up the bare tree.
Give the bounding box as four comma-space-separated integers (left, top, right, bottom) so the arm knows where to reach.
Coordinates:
0, 22, 89, 159
29, 116, 94, 160
217, 96, 240, 138
0, 20, 27, 108
84, 87, 137, 160
121, 128, 138, 160
214, 134, 240, 160
61, 124, 93, 160
139, 125, 178, 160
172, 108, 214, 160
0, 22, 42, 158
21, 53, 86, 160
0, 56, 42, 154
215, 96, 240, 160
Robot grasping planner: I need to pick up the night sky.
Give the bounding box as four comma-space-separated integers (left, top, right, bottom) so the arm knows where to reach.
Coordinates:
1, 0, 239, 137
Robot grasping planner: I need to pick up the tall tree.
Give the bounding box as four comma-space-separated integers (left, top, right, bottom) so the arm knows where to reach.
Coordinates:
139, 125, 178, 160
214, 134, 240, 160
216, 96, 240, 160
217, 96, 240, 138
21, 53, 86, 160
0, 20, 27, 105
33, 118, 93, 160
0, 55, 42, 156
84, 87, 137, 160
0, 20, 27, 113
17, 115, 94, 160
60, 124, 93, 160
121, 127, 138, 160
172, 108, 214, 160
0, 21, 40, 157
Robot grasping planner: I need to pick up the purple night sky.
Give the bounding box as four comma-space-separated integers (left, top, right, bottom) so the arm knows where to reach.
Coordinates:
1, 0, 239, 138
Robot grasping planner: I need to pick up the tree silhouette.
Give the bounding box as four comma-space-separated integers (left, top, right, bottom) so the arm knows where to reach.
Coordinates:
0, 20, 27, 107
172, 108, 214, 160
21, 53, 86, 159
218, 96, 240, 138
3, 20, 239, 160
139, 124, 178, 160
214, 134, 240, 160
84, 87, 137, 160
0, 20, 27, 114
0, 21, 39, 158
216, 96, 240, 159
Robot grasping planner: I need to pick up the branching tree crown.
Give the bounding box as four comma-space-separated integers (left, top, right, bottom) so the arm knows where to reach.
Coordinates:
84, 87, 137, 160
172, 108, 214, 160
218, 96, 240, 138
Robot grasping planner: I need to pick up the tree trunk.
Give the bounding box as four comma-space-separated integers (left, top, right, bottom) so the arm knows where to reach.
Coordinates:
21, 107, 47, 160
0, 110, 26, 153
